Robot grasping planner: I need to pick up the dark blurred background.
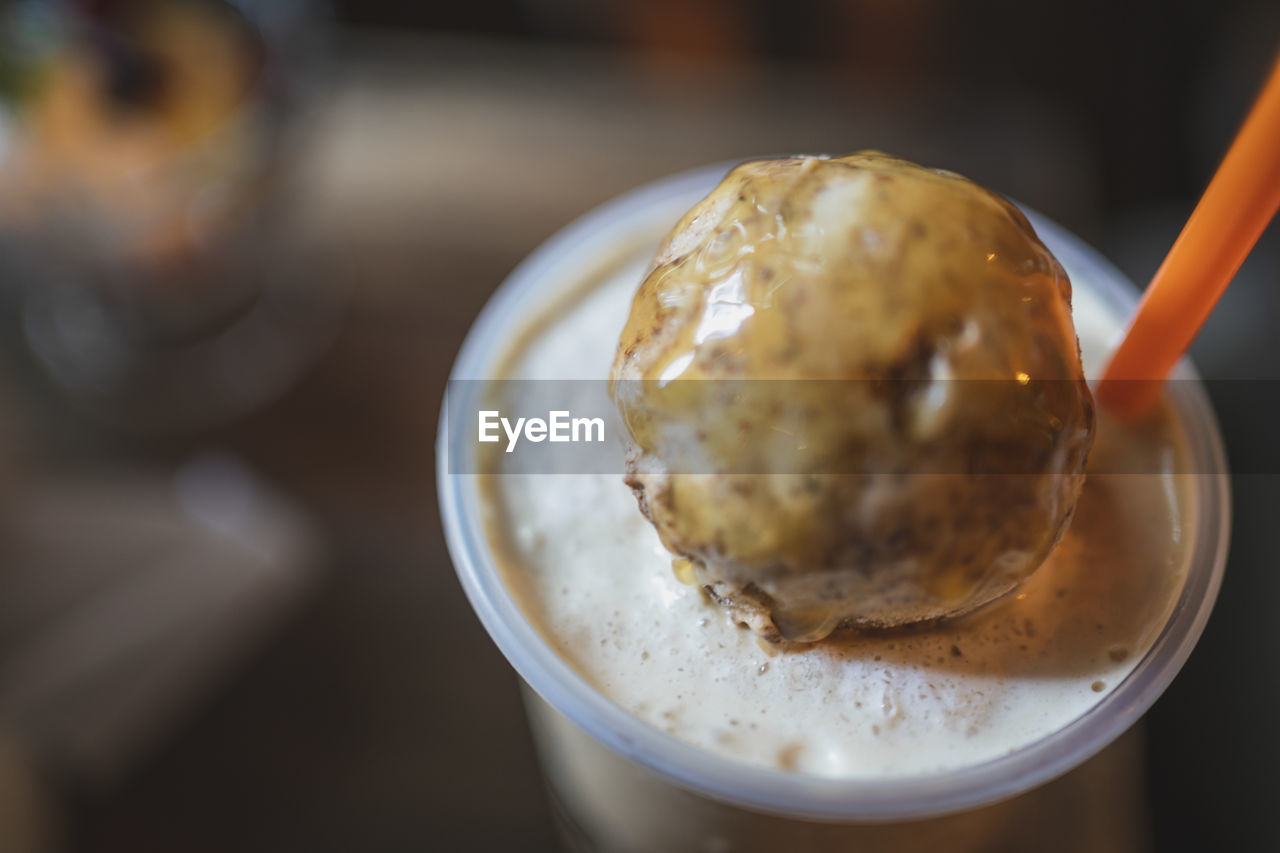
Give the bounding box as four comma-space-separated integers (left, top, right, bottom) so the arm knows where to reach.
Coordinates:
0, 0, 1275, 850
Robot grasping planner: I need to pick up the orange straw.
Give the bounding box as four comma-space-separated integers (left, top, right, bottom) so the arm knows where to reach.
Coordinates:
1097, 53, 1280, 416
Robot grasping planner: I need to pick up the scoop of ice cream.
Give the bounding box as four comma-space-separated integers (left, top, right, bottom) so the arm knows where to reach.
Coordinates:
610, 152, 1095, 642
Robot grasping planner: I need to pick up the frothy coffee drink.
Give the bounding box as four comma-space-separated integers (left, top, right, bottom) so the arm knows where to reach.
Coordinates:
477, 157, 1194, 780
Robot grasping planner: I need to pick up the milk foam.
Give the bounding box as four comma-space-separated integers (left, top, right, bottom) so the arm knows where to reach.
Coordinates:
483, 239, 1192, 779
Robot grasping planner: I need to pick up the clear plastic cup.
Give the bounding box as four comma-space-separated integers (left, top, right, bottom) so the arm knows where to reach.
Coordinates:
438, 164, 1230, 849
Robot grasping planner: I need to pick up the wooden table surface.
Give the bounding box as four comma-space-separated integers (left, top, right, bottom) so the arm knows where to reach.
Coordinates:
5, 30, 1269, 853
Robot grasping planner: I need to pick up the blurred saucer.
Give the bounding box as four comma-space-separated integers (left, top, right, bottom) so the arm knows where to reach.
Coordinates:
0, 452, 323, 787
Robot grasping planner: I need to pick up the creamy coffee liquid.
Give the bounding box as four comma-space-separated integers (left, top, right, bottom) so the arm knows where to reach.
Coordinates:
480, 234, 1194, 779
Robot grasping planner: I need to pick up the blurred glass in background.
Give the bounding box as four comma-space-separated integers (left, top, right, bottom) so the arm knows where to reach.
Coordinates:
0, 0, 334, 430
